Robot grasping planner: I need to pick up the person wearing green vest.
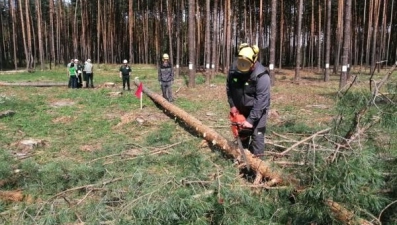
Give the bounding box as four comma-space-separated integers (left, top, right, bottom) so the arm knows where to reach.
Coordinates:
119, 59, 132, 90
68, 63, 78, 89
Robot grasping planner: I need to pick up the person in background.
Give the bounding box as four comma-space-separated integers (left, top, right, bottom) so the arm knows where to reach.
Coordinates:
119, 59, 131, 90
84, 59, 94, 88
67, 59, 74, 88
226, 43, 271, 159
158, 53, 174, 102
75, 59, 83, 88
68, 62, 78, 89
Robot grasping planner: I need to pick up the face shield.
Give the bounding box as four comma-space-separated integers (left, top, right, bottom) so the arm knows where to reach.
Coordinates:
236, 47, 256, 73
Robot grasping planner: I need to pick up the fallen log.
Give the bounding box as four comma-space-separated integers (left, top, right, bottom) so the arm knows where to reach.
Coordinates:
0, 81, 67, 87
133, 78, 284, 186
325, 200, 376, 225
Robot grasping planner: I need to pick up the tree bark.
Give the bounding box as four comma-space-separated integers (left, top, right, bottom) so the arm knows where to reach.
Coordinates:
339, 0, 351, 89
269, 0, 277, 86
333, 0, 344, 74
35, 0, 44, 70
49, 0, 56, 67
370, 0, 380, 74
294, 0, 303, 82
324, 0, 331, 82
9, 0, 17, 69
188, 0, 196, 88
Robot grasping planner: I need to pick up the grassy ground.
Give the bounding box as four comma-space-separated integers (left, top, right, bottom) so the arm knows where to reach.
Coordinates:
0, 65, 396, 224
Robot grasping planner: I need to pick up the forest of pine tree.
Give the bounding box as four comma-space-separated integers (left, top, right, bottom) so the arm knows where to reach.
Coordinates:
0, 0, 396, 77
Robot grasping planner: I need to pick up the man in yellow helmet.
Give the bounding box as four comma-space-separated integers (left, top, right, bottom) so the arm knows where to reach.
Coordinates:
226, 44, 270, 159
158, 53, 174, 102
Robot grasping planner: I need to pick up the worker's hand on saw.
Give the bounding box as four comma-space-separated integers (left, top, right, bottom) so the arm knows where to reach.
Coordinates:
230, 107, 239, 116
242, 120, 253, 128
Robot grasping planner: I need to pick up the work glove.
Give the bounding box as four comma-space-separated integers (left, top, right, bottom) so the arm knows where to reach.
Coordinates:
242, 120, 253, 128
230, 107, 239, 116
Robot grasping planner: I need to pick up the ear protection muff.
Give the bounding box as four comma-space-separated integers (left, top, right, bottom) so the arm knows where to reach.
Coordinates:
236, 45, 258, 73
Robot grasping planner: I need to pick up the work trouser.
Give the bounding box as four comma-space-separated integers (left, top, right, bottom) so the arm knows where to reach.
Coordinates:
85, 73, 94, 88
77, 73, 82, 88
240, 110, 268, 158
160, 81, 173, 102
122, 75, 130, 90
70, 76, 78, 89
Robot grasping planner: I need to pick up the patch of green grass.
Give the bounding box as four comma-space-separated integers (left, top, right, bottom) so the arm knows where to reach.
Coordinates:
1, 67, 397, 224
145, 122, 175, 146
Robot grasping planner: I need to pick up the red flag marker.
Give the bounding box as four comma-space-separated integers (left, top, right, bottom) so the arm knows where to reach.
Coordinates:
135, 82, 143, 109
135, 82, 143, 99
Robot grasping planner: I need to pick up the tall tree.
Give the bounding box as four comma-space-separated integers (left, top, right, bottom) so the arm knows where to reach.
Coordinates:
166, 0, 173, 66
9, 0, 17, 69
365, 0, 373, 67
128, 0, 134, 63
386, 0, 395, 65
211, 0, 219, 78
294, 0, 303, 82
333, 0, 344, 74
339, 0, 352, 89
324, 0, 331, 82
224, 0, 231, 72
370, 0, 380, 74
317, 0, 322, 71
35, 0, 44, 70
278, 0, 284, 69
49, 0, 56, 67
188, 0, 196, 88
269, 0, 277, 86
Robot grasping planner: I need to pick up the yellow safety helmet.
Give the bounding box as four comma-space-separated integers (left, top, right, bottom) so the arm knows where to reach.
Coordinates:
236, 45, 258, 73
252, 45, 259, 55
238, 43, 249, 52
162, 53, 169, 60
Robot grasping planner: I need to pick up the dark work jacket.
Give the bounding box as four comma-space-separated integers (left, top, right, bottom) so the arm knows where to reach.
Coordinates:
119, 65, 131, 76
158, 62, 174, 82
226, 61, 271, 125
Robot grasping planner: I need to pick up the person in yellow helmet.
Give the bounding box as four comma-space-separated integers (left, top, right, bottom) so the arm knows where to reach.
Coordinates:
158, 53, 174, 102
226, 43, 270, 159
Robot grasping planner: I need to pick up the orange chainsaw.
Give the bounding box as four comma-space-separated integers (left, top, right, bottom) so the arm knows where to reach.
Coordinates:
230, 113, 253, 170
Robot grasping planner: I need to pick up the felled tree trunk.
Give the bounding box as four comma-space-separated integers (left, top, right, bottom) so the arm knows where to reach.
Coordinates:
0, 82, 67, 87
133, 78, 283, 186
325, 200, 374, 225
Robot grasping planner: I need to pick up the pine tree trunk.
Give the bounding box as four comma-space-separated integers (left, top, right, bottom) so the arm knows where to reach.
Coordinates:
129, 0, 134, 63
366, 0, 373, 67
294, 0, 303, 82
370, 0, 380, 74
188, 0, 196, 88
269, 0, 277, 86
339, 0, 351, 89
166, 0, 174, 66
324, 0, 331, 82
317, 0, 322, 71
9, 0, 17, 69
35, 0, 44, 70
333, 0, 343, 74
386, 0, 395, 66
278, 0, 284, 69
211, 0, 219, 79
224, 0, 231, 73
49, 0, 56, 66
